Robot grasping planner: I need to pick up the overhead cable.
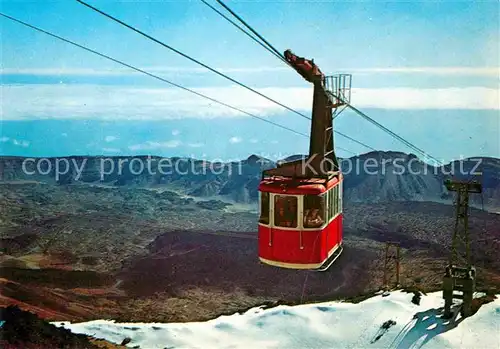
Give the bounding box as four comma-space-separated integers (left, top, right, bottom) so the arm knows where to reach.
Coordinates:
76, 0, 373, 153
76, 0, 311, 121
199, 0, 288, 66
213, 0, 442, 165
0, 12, 314, 141
338, 99, 444, 165
215, 0, 286, 62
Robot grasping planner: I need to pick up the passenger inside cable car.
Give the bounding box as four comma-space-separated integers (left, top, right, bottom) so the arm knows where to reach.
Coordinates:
304, 209, 322, 227
274, 195, 297, 228
303, 195, 325, 228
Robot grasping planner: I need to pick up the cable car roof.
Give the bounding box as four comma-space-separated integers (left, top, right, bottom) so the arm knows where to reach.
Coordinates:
259, 174, 341, 195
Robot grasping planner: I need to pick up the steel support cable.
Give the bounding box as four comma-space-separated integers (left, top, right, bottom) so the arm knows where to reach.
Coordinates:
76, 0, 373, 153
335, 131, 376, 151
215, 0, 285, 62
0, 13, 356, 156
214, 0, 442, 164
205, 1, 379, 154
76, 0, 310, 121
0, 12, 312, 140
345, 102, 444, 166
199, 0, 289, 66
200, 1, 372, 155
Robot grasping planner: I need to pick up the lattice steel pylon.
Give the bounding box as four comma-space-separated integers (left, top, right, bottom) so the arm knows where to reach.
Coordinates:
442, 178, 482, 318
383, 242, 401, 290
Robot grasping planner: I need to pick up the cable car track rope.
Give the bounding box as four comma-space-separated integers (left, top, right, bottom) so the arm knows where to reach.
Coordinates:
0, 12, 342, 149
201, 0, 377, 155
76, 0, 310, 122
76, 0, 376, 153
199, 0, 289, 66
213, 0, 286, 63
204, 0, 444, 294
208, 0, 444, 166
2, 2, 471, 305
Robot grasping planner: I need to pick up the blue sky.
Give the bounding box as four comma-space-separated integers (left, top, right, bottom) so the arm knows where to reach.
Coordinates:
0, 0, 499, 163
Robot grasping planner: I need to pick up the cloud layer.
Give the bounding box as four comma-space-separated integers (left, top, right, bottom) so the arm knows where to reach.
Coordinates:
0, 66, 291, 76
350, 67, 499, 76
1, 84, 498, 120
2, 66, 497, 77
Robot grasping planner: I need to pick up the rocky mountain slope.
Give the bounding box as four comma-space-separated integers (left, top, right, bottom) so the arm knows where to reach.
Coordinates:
1, 152, 498, 211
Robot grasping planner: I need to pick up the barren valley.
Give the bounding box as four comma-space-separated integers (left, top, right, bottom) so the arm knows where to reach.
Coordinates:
1, 180, 498, 324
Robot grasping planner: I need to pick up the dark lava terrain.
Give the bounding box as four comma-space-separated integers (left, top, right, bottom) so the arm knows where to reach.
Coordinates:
1, 182, 499, 324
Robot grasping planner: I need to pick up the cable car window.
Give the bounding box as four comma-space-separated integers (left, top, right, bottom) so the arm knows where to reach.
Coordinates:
328, 189, 334, 221
274, 195, 298, 228
259, 192, 270, 224
303, 195, 325, 228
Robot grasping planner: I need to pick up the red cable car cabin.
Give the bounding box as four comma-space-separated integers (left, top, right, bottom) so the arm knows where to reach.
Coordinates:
258, 163, 343, 271
257, 49, 351, 271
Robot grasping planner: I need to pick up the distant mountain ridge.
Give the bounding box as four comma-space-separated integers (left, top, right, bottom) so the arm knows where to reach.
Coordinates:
0, 152, 498, 211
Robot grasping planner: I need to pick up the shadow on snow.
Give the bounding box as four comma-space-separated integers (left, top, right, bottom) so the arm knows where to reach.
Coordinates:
391, 305, 464, 349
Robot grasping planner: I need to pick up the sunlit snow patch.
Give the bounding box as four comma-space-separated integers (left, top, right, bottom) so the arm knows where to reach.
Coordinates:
55, 291, 500, 349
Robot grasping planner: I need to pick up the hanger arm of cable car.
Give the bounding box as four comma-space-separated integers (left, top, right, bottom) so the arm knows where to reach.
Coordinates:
284, 49, 324, 83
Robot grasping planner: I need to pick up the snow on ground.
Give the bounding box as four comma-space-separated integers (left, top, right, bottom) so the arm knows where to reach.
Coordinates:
55, 291, 500, 349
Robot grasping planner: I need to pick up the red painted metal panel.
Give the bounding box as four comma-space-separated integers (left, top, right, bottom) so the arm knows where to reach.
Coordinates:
258, 215, 342, 266
257, 225, 273, 260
